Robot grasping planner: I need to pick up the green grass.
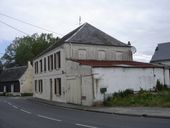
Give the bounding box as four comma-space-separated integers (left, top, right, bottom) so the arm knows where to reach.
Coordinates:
104, 89, 170, 107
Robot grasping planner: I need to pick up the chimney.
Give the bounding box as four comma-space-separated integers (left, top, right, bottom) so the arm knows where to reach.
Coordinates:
128, 41, 131, 46
28, 61, 32, 68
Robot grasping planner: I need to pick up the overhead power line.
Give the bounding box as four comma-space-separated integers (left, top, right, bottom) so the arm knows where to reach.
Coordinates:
0, 19, 29, 35
0, 12, 63, 36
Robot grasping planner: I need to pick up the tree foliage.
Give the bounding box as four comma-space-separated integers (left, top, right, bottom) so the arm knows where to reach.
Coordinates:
1, 33, 59, 68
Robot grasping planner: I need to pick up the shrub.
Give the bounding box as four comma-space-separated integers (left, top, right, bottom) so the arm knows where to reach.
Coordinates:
112, 89, 134, 97
155, 80, 168, 91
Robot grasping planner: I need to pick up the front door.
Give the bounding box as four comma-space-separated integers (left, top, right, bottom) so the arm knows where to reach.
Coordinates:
66, 79, 81, 105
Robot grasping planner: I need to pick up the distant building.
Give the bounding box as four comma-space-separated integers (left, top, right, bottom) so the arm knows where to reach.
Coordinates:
0, 62, 33, 95
150, 42, 170, 66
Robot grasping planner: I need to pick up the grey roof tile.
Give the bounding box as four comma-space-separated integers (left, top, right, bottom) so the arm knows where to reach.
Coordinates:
65, 23, 129, 47
35, 23, 129, 59
151, 42, 170, 62
0, 66, 27, 82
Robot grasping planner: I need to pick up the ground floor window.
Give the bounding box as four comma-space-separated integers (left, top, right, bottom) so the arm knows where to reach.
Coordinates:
0, 82, 20, 93
54, 78, 61, 95
35, 80, 37, 93
38, 80, 43, 93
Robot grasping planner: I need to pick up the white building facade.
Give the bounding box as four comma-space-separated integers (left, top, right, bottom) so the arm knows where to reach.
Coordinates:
33, 23, 170, 106
33, 23, 132, 105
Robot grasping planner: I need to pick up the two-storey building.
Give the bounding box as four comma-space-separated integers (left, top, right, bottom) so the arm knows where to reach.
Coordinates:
33, 23, 133, 105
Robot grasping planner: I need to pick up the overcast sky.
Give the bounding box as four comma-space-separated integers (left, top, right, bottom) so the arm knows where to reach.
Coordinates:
0, 0, 170, 62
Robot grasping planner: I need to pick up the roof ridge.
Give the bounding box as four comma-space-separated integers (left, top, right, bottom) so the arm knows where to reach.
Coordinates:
5, 66, 27, 70
65, 23, 87, 42
158, 42, 170, 45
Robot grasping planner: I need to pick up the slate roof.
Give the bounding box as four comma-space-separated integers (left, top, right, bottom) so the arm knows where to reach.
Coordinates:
73, 60, 160, 68
0, 66, 27, 82
36, 23, 130, 58
150, 42, 170, 62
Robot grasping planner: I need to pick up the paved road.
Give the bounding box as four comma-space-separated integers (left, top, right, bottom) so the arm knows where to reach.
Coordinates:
0, 97, 170, 128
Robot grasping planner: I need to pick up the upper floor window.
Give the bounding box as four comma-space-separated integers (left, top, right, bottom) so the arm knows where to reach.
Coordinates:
54, 51, 61, 69
39, 59, 43, 72
47, 55, 53, 71
78, 49, 87, 59
44, 57, 46, 72
50, 54, 54, 70
98, 50, 106, 60
35, 61, 38, 74
48, 56, 50, 71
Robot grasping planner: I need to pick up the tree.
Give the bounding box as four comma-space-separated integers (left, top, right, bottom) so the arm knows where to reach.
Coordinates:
1, 33, 59, 67
1, 39, 19, 68
0, 60, 3, 73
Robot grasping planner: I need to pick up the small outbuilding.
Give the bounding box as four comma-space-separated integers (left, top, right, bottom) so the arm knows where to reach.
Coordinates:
0, 62, 33, 95
67, 60, 170, 105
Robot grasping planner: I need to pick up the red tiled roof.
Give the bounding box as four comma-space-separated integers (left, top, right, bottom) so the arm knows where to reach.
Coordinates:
73, 60, 160, 68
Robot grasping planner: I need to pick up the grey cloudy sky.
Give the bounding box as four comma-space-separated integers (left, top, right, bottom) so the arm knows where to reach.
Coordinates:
0, 0, 170, 62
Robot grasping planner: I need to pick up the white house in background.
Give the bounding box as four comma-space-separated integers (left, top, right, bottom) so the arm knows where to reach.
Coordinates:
33, 23, 170, 106
0, 62, 33, 95
151, 42, 170, 66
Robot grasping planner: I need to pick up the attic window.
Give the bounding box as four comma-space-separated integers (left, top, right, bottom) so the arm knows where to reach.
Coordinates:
98, 50, 106, 60
78, 49, 87, 59
116, 52, 123, 60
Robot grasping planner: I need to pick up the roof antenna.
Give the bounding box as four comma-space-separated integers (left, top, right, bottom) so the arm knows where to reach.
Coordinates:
79, 16, 82, 26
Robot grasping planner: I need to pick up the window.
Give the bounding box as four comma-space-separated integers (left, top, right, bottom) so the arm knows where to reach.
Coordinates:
38, 80, 43, 93
78, 49, 86, 59
35, 80, 37, 93
54, 78, 61, 95
112, 51, 116, 60
34, 61, 39, 74
39, 59, 43, 72
44, 57, 46, 72
98, 51, 106, 60
54, 51, 61, 69
54, 53, 57, 69
48, 56, 50, 71
50, 54, 54, 70
116, 52, 123, 60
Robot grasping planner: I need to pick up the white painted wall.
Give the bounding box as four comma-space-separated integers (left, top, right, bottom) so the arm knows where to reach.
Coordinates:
92, 67, 170, 102
65, 60, 93, 106
64, 43, 132, 61
20, 62, 33, 93
33, 42, 132, 105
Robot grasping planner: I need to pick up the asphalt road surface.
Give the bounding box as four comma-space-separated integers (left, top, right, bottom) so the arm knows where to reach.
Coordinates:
0, 97, 170, 128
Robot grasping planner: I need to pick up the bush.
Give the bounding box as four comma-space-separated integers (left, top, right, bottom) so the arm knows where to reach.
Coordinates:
155, 80, 168, 91
113, 89, 134, 97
